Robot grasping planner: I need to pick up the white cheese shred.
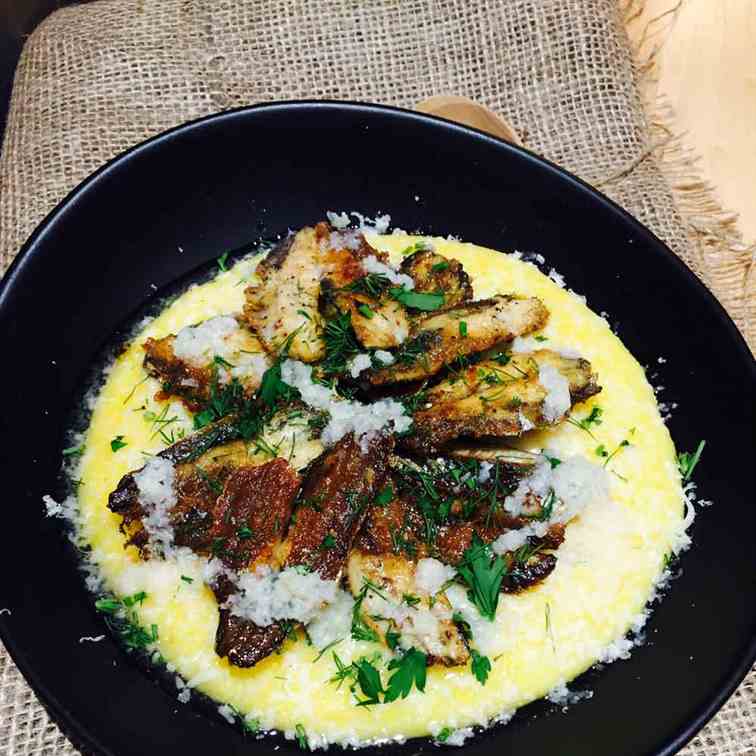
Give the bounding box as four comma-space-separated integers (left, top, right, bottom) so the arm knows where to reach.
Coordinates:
280, 359, 411, 447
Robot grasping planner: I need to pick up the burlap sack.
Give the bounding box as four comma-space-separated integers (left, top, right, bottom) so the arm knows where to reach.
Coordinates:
0, 1, 752, 754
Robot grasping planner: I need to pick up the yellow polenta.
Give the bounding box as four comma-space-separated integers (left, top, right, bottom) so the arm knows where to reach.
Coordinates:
75, 235, 685, 745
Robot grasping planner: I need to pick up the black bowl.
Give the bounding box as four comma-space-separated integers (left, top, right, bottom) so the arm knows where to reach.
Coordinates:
0, 102, 753, 756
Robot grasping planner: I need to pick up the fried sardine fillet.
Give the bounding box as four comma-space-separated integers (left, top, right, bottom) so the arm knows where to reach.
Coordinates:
347, 453, 564, 664
401, 350, 600, 455
215, 433, 393, 667
321, 233, 411, 350
243, 226, 327, 362
368, 295, 549, 386
142, 317, 270, 410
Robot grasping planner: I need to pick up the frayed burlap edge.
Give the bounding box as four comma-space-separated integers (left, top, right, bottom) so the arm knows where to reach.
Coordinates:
621, 0, 755, 354
618, 6, 756, 755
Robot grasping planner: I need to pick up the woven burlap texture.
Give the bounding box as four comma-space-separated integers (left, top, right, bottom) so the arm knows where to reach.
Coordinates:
0, 1, 752, 755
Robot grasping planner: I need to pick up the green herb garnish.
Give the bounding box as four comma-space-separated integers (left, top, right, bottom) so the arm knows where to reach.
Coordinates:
295, 723, 308, 750
389, 286, 444, 312
110, 435, 127, 452
459, 321, 468, 337
470, 649, 491, 685
357, 304, 375, 319
456, 534, 506, 620
385, 630, 400, 650
678, 440, 706, 482
374, 483, 394, 506
237, 526, 253, 540
567, 405, 603, 438
384, 648, 427, 702
217, 252, 230, 272
354, 657, 384, 706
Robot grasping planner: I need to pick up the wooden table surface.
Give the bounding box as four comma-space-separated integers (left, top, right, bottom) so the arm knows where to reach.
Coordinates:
627, 0, 756, 245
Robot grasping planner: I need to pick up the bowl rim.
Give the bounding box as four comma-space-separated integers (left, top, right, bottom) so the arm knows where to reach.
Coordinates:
1, 99, 753, 756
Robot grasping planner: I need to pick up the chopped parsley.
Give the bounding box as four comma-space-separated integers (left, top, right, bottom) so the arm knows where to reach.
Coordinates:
62, 443, 85, 457
374, 483, 394, 506
110, 435, 127, 452
678, 440, 706, 482
237, 525, 253, 540
456, 534, 506, 620
295, 723, 308, 750
431, 261, 450, 272
180, 575, 193, 584
470, 649, 491, 685
389, 286, 444, 312
401, 241, 430, 256
401, 593, 421, 608
459, 321, 468, 337
436, 728, 453, 743
384, 648, 427, 702
357, 304, 375, 319
321, 533, 337, 550
385, 630, 400, 650
217, 251, 230, 272
354, 657, 384, 706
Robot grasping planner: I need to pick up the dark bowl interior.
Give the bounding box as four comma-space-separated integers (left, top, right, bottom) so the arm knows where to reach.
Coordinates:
0, 102, 753, 756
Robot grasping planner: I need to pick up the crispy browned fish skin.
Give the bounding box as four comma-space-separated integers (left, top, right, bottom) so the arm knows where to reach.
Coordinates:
108, 417, 249, 555
283, 433, 393, 576
401, 350, 600, 455
368, 295, 549, 386
243, 225, 326, 362
211, 460, 302, 667
216, 433, 393, 668
143, 325, 266, 411
400, 249, 472, 308
208, 459, 300, 571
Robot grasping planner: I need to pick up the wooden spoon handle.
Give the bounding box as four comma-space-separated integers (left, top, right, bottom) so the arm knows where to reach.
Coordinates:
415, 95, 523, 146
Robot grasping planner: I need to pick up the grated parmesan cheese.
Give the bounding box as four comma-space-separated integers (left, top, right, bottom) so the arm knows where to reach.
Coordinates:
307, 589, 355, 650
280, 360, 411, 448
510, 335, 580, 359
133, 457, 177, 556
346, 353, 373, 378
217, 703, 237, 724
172, 315, 240, 367
538, 364, 572, 423
361, 255, 415, 289
546, 682, 593, 709
43, 494, 77, 520
326, 211, 351, 229
414, 558, 456, 595
493, 455, 610, 554
373, 350, 395, 366
227, 566, 338, 627
547, 268, 566, 288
